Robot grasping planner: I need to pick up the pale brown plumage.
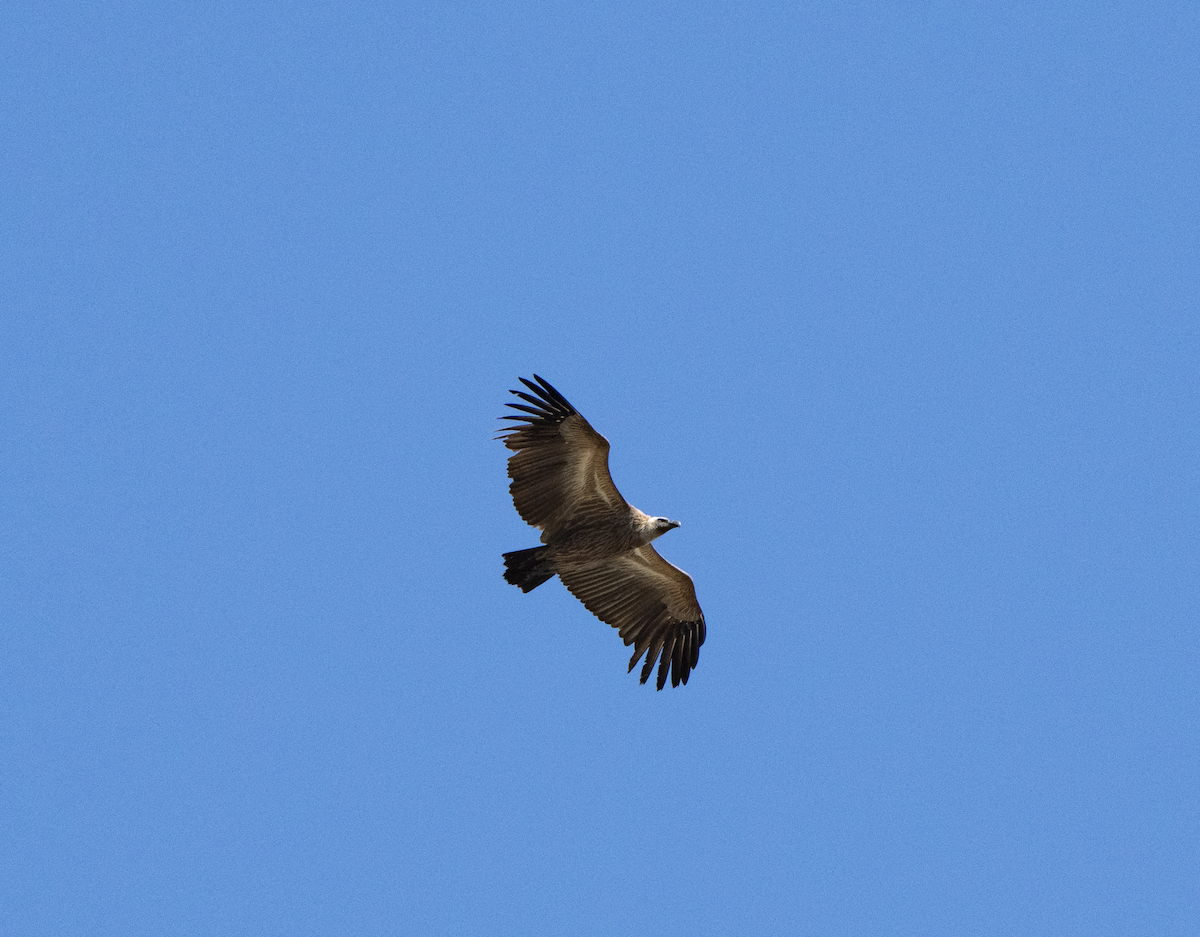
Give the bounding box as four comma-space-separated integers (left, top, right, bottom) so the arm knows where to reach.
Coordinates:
498, 375, 705, 689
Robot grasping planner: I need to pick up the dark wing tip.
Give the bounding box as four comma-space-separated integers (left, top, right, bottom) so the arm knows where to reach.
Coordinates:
631, 619, 703, 690
501, 376, 576, 432
530, 374, 570, 405
519, 375, 576, 413
497, 377, 578, 445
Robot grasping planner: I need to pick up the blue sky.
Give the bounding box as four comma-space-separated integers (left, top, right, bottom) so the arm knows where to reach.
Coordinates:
3, 2, 1197, 934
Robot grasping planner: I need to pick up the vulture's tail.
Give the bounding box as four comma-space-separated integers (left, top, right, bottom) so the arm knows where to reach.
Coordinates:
503, 547, 556, 592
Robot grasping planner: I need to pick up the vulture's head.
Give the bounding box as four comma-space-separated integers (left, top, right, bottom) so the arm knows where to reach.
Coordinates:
647, 517, 681, 541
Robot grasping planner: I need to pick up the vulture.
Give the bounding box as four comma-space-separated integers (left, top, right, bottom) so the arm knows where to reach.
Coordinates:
498, 375, 705, 689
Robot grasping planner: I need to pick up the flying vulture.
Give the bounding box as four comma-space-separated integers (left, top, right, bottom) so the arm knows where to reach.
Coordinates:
498, 375, 705, 689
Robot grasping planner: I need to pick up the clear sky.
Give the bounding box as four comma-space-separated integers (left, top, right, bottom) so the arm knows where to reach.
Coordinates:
3, 2, 1197, 935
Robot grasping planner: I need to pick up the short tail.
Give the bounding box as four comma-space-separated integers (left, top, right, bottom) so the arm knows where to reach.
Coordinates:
503, 546, 556, 592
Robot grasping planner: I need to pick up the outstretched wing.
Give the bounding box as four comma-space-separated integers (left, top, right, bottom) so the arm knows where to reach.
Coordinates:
497, 375, 627, 538
557, 546, 706, 690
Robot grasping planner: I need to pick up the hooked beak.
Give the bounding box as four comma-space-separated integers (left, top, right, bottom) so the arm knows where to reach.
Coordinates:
666, 520, 681, 530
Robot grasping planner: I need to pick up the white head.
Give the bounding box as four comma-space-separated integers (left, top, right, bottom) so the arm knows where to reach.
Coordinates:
644, 516, 681, 543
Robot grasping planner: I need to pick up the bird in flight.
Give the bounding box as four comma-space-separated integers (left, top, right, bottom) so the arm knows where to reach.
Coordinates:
498, 375, 705, 689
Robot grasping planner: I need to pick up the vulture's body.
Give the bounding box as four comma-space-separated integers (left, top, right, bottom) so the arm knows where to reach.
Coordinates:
498, 375, 705, 689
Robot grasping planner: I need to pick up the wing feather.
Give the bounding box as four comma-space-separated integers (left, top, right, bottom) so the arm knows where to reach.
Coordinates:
557, 546, 706, 690
497, 375, 627, 535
